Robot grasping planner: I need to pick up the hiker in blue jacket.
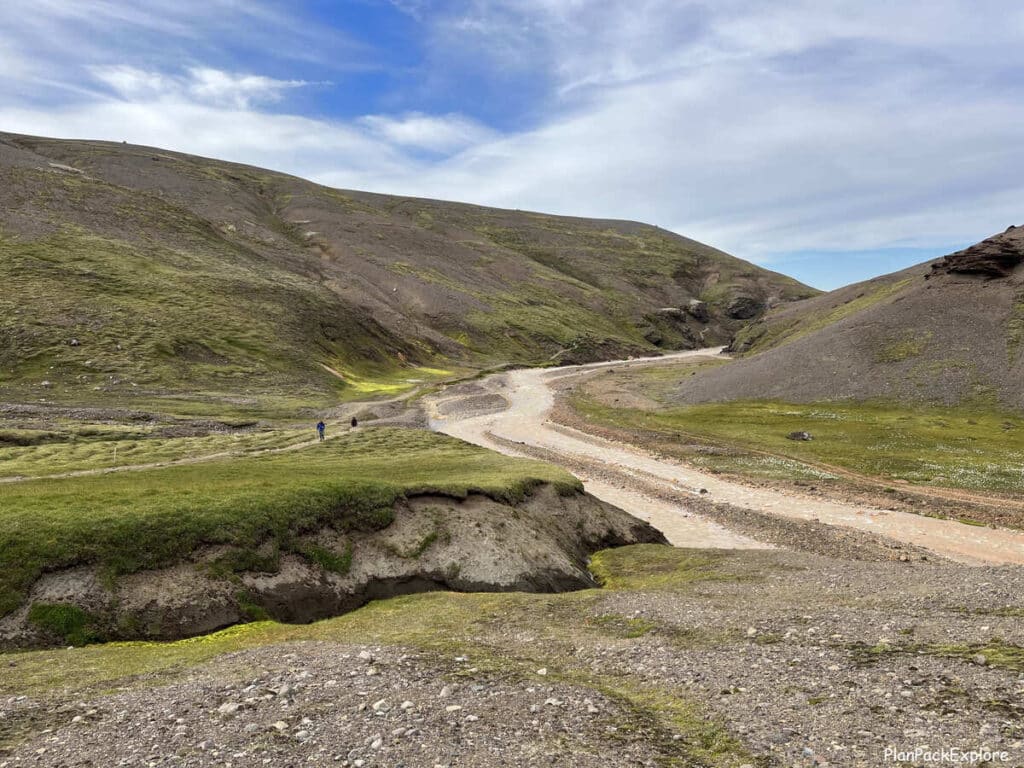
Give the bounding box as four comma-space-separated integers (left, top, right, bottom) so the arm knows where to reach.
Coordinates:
316, 420, 326, 441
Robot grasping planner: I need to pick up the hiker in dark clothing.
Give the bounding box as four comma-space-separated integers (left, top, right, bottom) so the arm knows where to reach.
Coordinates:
316, 420, 326, 441
351, 416, 358, 428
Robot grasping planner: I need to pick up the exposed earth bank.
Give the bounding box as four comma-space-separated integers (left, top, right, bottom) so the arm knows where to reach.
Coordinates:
0, 485, 664, 648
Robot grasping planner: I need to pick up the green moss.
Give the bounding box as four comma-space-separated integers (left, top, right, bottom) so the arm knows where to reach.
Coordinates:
209, 548, 281, 578
589, 614, 657, 639
235, 591, 270, 622
27, 603, 103, 646
933, 641, 1024, 672
849, 639, 1024, 673
589, 546, 734, 591
296, 542, 354, 575
875, 331, 932, 363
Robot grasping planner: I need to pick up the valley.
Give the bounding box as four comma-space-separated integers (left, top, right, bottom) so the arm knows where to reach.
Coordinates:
1, 134, 1022, 768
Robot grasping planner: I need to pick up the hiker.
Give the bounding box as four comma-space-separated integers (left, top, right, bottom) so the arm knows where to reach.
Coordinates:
350, 416, 358, 428
316, 420, 326, 441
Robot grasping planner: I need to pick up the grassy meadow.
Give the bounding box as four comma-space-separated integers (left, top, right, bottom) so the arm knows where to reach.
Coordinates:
571, 363, 1024, 495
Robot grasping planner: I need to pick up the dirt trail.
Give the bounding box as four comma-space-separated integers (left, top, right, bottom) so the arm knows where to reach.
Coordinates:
426, 349, 1024, 565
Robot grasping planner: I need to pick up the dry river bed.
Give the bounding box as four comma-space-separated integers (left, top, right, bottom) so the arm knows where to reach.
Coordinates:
424, 349, 1024, 566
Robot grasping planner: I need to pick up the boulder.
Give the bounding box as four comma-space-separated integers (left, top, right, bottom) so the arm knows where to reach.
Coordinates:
653, 307, 685, 319
786, 431, 813, 441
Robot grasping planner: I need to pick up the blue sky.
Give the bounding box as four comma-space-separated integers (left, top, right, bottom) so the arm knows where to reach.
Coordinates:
1, 1, 1021, 289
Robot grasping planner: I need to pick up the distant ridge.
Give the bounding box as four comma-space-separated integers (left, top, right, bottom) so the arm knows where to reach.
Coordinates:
676, 226, 1024, 410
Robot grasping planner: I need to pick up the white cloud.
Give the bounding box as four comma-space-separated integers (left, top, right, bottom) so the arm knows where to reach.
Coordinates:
88, 65, 314, 109
0, 94, 418, 183
360, 112, 496, 153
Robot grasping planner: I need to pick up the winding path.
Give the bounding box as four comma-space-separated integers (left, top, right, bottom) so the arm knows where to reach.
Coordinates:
426, 349, 1024, 565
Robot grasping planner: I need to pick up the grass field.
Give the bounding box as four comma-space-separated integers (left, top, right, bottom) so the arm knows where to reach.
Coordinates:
0, 427, 579, 618
0, 425, 314, 478
571, 365, 1024, 494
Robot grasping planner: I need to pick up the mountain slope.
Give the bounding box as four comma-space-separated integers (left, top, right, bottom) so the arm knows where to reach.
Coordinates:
681, 226, 1024, 409
0, 132, 815, 414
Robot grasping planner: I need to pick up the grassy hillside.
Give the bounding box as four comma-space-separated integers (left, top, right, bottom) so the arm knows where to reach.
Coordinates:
692, 227, 1024, 410
0, 132, 815, 415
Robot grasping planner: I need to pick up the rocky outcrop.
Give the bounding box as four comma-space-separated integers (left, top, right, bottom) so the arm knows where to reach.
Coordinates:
725, 296, 764, 320
935, 225, 1024, 278
686, 299, 710, 323
0, 485, 666, 648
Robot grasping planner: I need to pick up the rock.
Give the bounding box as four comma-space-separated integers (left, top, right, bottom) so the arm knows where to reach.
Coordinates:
654, 307, 685, 318
937, 226, 1023, 277
787, 431, 813, 441
294, 730, 311, 742
439, 685, 453, 698
726, 296, 764, 320
217, 702, 242, 716
400, 700, 414, 710
642, 326, 664, 345
272, 721, 288, 732
686, 299, 710, 323
746, 627, 758, 637
445, 705, 463, 713
536, 668, 548, 676
972, 653, 988, 666
357, 650, 373, 661
68, 338, 81, 347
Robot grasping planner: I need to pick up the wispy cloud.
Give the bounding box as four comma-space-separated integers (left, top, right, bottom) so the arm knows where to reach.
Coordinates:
90, 66, 314, 109
360, 112, 496, 153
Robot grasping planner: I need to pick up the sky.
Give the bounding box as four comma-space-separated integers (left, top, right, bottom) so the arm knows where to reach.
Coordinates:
0, 1, 1021, 289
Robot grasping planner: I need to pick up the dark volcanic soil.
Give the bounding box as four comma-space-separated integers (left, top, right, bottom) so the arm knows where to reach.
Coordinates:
685, 227, 1024, 409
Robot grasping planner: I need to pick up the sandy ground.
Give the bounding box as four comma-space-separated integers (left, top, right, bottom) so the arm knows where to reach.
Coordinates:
425, 350, 1024, 565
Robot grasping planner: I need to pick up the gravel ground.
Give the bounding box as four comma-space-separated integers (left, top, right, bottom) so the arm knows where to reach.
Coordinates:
3, 549, 1022, 768
1, 644, 662, 768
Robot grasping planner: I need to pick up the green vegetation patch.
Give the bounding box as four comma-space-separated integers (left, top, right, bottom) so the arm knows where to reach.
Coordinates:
27, 603, 104, 646
732, 278, 911, 356
573, 393, 1024, 495
294, 542, 354, 575
589, 546, 735, 591
875, 331, 932, 363
0, 427, 579, 617
849, 639, 1024, 673
0, 426, 313, 479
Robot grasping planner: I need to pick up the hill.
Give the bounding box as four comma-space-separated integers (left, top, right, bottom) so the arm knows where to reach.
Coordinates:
682, 226, 1024, 409
0, 133, 815, 416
